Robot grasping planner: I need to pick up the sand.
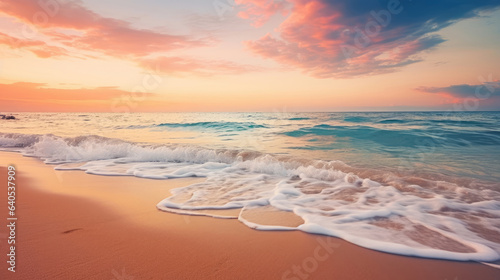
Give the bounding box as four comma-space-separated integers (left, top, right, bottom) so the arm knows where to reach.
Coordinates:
0, 151, 499, 280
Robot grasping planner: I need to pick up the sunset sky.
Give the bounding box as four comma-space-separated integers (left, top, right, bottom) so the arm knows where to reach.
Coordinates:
0, 0, 499, 112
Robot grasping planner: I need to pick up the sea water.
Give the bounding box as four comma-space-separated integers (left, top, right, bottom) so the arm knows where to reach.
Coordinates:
0, 111, 499, 262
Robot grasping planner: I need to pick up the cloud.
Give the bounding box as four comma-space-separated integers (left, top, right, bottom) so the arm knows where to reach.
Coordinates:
0, 81, 154, 101
137, 56, 261, 77
0, 0, 260, 76
0, 81, 160, 112
417, 81, 500, 98
0, 0, 206, 57
235, 0, 290, 27
0, 31, 68, 58
0, 0, 264, 76
240, 0, 500, 78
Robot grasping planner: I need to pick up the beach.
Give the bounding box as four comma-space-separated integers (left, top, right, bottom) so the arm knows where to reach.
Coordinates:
2, 0, 500, 277
1, 151, 499, 280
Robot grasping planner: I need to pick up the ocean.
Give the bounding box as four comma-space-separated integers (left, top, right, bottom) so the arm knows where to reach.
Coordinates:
1, 111, 499, 262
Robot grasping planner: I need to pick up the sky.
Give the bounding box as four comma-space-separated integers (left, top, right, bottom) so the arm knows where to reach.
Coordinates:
0, 0, 499, 112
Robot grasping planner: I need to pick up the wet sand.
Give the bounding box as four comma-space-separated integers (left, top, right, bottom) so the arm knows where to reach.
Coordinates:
0, 152, 499, 279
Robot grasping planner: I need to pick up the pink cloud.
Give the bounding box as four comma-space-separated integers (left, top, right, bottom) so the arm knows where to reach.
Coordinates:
0, 31, 68, 57
240, 0, 497, 78
0, 0, 260, 76
0, 0, 266, 76
138, 56, 260, 77
235, 0, 290, 27
0, 0, 206, 57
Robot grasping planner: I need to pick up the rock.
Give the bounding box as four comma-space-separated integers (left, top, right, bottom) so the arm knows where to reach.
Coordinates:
0, 115, 16, 120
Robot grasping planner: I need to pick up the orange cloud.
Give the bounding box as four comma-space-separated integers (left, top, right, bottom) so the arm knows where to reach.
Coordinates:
0, 82, 143, 100
0, 31, 68, 57
0, 82, 159, 112
138, 56, 261, 77
0, 0, 206, 57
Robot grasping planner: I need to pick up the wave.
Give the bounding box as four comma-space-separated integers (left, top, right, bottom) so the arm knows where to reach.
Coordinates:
342, 116, 371, 123
377, 119, 407, 124
288, 117, 311, 121
284, 124, 500, 147
1, 132, 500, 262
375, 118, 497, 127
156, 121, 266, 131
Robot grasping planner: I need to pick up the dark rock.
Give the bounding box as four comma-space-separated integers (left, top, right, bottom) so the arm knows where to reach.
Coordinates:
1, 115, 16, 120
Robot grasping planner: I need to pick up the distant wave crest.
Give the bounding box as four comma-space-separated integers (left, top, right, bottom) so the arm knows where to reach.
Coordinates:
156, 121, 266, 131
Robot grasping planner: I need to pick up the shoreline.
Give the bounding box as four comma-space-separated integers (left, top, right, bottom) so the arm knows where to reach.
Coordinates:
0, 151, 499, 279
